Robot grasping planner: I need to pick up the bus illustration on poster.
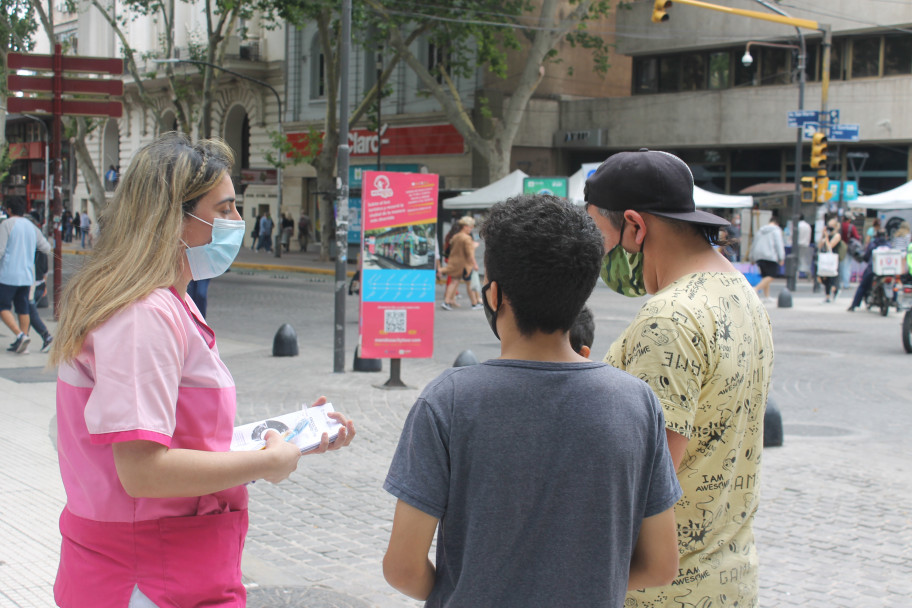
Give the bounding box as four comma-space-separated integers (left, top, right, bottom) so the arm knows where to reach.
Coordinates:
359, 171, 439, 359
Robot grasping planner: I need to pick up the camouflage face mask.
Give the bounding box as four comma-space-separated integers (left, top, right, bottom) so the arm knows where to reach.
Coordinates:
600, 222, 647, 297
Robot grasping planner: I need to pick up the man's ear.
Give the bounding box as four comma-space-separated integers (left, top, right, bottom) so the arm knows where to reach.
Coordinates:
579, 345, 591, 359
623, 210, 648, 247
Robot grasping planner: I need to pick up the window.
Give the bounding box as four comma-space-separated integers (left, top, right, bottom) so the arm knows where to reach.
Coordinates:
634, 57, 658, 94
680, 54, 706, 91
851, 36, 881, 78
760, 47, 791, 85
427, 42, 449, 85
658, 55, 681, 93
310, 34, 326, 99
708, 52, 730, 89
883, 35, 912, 76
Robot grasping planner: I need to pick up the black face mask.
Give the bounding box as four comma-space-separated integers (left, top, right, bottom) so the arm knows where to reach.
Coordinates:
481, 282, 502, 341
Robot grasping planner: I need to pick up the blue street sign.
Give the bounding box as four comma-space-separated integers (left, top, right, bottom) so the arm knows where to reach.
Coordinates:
802, 122, 820, 139
788, 110, 818, 128
818, 109, 839, 125
829, 124, 860, 142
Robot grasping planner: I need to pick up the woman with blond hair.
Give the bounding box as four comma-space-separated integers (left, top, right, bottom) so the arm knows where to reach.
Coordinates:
440, 215, 480, 310
50, 133, 355, 607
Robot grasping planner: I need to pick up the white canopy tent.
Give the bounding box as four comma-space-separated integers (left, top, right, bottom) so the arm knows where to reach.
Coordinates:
442, 166, 754, 211
568, 165, 753, 209
853, 181, 912, 210
442, 170, 529, 210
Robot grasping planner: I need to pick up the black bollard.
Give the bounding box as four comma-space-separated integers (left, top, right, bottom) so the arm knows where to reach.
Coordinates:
272, 323, 299, 357
763, 398, 784, 447
453, 349, 479, 368
777, 288, 793, 308
353, 346, 382, 372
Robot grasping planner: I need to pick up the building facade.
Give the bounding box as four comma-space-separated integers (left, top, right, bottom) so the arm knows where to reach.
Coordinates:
558, 0, 912, 201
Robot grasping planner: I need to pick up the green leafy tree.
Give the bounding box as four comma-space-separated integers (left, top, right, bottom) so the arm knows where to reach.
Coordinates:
1, 0, 38, 182
365, 0, 614, 182
275, 1, 428, 260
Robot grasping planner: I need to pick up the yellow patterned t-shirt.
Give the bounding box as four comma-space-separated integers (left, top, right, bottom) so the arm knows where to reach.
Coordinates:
607, 272, 774, 608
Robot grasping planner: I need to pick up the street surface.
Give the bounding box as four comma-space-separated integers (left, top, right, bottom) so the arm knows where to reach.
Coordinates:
1, 247, 911, 607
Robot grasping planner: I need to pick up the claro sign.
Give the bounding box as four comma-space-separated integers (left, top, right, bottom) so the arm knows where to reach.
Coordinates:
287, 124, 465, 158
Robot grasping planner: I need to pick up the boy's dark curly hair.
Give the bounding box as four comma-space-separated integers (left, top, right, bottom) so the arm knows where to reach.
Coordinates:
480, 194, 604, 336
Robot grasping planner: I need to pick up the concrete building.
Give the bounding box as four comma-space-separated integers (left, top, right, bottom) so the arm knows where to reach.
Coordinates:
559, 0, 912, 202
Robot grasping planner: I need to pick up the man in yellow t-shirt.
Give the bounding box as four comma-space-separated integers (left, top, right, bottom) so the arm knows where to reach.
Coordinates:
584, 149, 774, 608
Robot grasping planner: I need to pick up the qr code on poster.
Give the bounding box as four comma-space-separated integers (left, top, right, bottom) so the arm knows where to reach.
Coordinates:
384, 309, 407, 334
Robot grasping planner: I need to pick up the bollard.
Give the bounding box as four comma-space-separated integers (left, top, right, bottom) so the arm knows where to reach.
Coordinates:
453, 349, 479, 368
777, 287, 793, 308
763, 397, 784, 447
272, 323, 299, 357
353, 346, 382, 372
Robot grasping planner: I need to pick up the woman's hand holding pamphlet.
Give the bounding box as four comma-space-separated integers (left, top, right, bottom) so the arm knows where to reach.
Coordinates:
230, 404, 343, 454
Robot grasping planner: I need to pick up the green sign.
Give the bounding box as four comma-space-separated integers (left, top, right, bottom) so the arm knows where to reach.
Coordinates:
523, 177, 568, 198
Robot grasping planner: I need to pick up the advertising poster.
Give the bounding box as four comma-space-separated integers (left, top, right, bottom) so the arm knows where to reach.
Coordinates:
359, 171, 439, 359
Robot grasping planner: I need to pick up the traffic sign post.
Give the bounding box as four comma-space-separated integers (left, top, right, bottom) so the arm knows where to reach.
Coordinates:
6, 45, 124, 318
829, 124, 860, 142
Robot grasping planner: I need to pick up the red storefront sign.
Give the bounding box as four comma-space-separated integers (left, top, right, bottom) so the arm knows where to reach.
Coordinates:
287, 124, 465, 158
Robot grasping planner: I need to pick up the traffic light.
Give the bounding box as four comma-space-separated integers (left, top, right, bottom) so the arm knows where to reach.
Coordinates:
810, 132, 828, 169
652, 0, 671, 22
815, 176, 831, 203
800, 177, 816, 203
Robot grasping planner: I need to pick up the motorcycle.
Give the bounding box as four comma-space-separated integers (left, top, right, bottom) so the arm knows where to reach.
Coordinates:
901, 281, 912, 353
867, 249, 906, 317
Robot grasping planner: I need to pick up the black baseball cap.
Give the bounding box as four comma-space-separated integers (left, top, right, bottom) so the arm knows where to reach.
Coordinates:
584, 149, 729, 227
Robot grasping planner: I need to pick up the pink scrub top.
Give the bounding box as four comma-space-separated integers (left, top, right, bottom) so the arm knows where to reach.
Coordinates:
54, 288, 248, 608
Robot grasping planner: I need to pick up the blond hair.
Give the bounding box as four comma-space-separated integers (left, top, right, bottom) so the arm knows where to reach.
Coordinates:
50, 133, 234, 366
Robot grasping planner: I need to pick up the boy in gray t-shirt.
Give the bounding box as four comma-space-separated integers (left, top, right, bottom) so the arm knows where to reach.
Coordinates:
382, 195, 682, 607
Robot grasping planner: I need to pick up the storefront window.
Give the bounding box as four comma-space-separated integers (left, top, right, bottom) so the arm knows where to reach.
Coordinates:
680, 54, 706, 91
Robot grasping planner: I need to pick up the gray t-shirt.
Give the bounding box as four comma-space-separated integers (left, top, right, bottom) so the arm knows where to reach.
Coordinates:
384, 359, 682, 608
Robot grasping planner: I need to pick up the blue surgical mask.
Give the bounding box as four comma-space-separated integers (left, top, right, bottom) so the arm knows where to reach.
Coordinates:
183, 214, 245, 280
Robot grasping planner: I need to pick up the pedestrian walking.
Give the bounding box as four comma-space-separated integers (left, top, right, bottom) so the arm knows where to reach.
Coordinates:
818, 217, 844, 303
0, 196, 53, 354
585, 149, 775, 608
79, 211, 91, 249
383, 194, 680, 605
749, 213, 785, 303
251, 213, 262, 250
440, 216, 478, 310
257, 213, 274, 252
298, 211, 311, 252
48, 133, 355, 608
281, 213, 294, 252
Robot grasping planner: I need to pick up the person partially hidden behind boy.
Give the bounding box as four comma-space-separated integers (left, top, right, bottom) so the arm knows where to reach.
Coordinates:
569, 304, 595, 358
382, 194, 682, 607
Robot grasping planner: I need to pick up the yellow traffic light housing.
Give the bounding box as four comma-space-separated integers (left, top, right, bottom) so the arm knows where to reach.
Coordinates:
652, 0, 671, 22
815, 177, 831, 203
810, 132, 828, 169
800, 177, 816, 203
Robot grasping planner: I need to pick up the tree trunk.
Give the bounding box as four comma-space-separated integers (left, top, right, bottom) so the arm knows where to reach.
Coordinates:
315, 130, 339, 262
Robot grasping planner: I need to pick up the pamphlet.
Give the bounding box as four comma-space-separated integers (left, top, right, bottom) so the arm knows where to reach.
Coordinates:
230, 404, 342, 454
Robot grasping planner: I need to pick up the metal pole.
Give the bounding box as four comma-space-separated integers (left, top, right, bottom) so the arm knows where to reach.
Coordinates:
376, 47, 382, 171
333, 0, 352, 373
52, 44, 64, 319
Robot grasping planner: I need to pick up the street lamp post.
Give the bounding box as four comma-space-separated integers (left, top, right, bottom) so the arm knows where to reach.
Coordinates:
154, 58, 284, 258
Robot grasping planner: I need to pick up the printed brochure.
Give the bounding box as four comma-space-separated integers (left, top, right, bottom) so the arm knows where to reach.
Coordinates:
230, 404, 341, 454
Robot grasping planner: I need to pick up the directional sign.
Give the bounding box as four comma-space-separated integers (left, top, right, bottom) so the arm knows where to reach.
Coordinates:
787, 110, 818, 128
7, 52, 123, 75
829, 124, 860, 142
802, 122, 820, 139
7, 73, 123, 96
818, 109, 839, 125
6, 97, 123, 118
